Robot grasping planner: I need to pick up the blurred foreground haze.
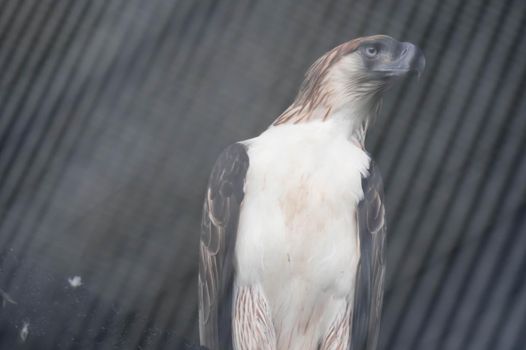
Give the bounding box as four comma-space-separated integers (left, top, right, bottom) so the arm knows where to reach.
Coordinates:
0, 0, 525, 349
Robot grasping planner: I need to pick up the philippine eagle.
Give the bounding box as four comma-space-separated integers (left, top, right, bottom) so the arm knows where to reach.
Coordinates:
198, 35, 425, 350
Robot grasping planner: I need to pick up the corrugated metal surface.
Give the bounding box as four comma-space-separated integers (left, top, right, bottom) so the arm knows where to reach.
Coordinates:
0, 0, 525, 348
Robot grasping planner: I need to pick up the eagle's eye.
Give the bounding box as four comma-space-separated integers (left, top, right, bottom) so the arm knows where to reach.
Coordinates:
365, 46, 378, 58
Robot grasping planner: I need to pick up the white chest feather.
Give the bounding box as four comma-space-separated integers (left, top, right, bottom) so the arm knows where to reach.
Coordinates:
235, 121, 370, 349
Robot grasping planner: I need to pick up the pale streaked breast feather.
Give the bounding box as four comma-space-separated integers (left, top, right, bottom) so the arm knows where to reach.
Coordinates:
233, 285, 277, 350
320, 302, 351, 350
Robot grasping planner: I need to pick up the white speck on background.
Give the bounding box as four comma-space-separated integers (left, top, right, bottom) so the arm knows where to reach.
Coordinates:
0, 288, 16, 308
68, 276, 82, 288
20, 321, 29, 342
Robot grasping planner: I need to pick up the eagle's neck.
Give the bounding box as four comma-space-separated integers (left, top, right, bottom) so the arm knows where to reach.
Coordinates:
330, 100, 379, 147
272, 42, 383, 147
272, 98, 380, 148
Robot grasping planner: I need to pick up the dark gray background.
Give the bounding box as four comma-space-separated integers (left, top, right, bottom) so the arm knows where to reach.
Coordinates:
0, 0, 525, 349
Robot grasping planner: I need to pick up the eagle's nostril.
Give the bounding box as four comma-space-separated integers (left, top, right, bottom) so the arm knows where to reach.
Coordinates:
401, 47, 408, 56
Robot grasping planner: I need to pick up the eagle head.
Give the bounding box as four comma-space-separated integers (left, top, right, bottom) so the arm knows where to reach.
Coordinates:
344, 35, 425, 78
274, 35, 425, 131
326, 35, 425, 97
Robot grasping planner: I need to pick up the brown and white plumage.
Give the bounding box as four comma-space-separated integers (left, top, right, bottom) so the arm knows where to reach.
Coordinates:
199, 143, 249, 350
198, 35, 424, 350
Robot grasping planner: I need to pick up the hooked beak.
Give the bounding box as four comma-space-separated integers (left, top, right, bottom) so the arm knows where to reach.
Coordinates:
375, 42, 425, 77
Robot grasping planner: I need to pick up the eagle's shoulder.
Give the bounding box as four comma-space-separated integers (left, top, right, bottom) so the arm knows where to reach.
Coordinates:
351, 159, 386, 350
198, 142, 249, 350
361, 160, 385, 234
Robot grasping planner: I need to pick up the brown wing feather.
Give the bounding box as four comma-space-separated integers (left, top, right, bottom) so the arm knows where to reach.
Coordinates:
350, 161, 387, 350
198, 143, 249, 350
